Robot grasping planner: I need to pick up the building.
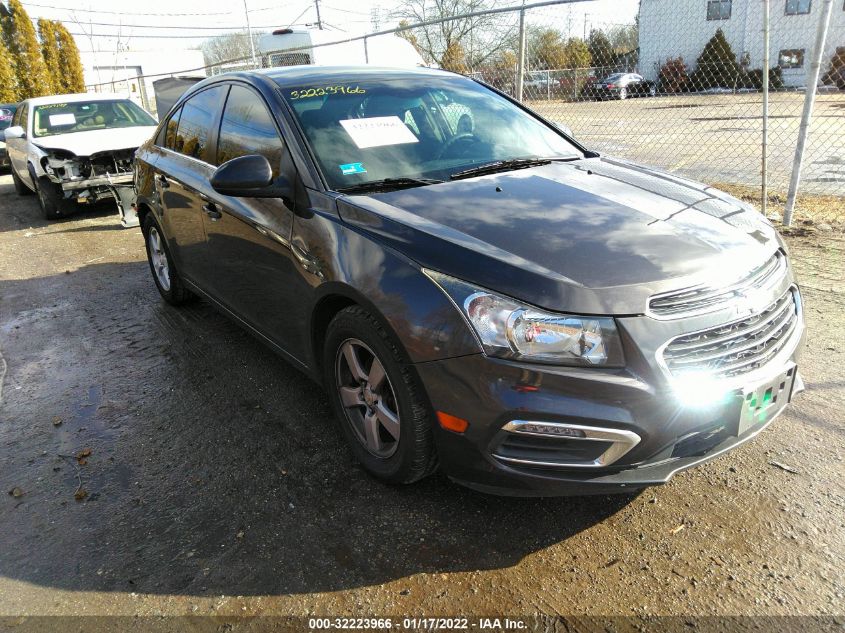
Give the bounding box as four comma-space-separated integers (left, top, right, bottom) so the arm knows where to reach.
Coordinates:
80, 49, 207, 117
639, 0, 845, 87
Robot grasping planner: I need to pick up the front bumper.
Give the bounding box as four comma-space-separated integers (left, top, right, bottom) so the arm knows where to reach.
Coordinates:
415, 317, 805, 497
60, 172, 133, 191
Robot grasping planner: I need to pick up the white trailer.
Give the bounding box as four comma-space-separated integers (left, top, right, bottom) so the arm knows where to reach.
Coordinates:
258, 28, 426, 69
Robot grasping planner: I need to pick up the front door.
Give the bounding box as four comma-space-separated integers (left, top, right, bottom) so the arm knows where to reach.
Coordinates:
6, 103, 29, 183
200, 83, 307, 361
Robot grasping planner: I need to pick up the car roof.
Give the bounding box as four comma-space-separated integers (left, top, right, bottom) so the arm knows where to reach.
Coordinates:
238, 65, 460, 89
22, 93, 137, 107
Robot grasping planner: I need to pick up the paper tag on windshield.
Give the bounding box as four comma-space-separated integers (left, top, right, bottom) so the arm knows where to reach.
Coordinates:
49, 113, 76, 126
339, 116, 419, 149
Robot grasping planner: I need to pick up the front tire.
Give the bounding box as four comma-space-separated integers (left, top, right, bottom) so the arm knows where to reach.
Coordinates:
142, 214, 194, 305
11, 168, 32, 196
619, 87, 627, 100
33, 173, 75, 220
324, 306, 437, 484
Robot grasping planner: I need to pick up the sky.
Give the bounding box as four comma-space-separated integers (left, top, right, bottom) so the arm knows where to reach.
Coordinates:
17, 0, 641, 55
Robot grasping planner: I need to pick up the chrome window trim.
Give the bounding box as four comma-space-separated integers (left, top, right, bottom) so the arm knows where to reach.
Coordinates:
494, 420, 641, 469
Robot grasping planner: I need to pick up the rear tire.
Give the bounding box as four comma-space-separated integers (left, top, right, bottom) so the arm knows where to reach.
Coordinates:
323, 306, 437, 485
142, 213, 194, 306
619, 87, 627, 100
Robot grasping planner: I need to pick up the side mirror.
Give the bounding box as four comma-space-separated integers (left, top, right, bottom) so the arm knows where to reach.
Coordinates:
210, 154, 293, 200
4, 125, 25, 141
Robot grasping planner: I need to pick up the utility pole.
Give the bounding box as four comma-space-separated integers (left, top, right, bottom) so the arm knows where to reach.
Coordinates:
516, 3, 526, 102
761, 0, 770, 215
583, 13, 589, 40
315, 0, 323, 30
784, 0, 833, 225
243, 0, 258, 67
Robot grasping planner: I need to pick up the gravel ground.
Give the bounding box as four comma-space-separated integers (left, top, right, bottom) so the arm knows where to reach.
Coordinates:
0, 173, 843, 625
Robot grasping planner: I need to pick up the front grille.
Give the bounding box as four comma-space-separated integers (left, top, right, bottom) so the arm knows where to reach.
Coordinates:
661, 289, 799, 379
649, 252, 787, 319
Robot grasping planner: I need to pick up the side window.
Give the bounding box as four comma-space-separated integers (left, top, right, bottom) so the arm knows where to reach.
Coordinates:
174, 86, 225, 161
16, 104, 28, 130
164, 106, 182, 150
216, 85, 285, 178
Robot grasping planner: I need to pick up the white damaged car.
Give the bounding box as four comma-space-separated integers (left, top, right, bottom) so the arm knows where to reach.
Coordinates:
4, 93, 157, 225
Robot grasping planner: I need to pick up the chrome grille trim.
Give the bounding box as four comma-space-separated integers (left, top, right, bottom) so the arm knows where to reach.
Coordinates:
648, 252, 787, 320
660, 288, 800, 380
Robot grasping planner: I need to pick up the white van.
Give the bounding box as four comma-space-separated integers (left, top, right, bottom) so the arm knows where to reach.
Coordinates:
258, 28, 426, 68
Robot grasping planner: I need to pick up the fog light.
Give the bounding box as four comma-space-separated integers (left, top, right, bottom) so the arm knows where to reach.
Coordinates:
516, 422, 586, 438
672, 373, 732, 409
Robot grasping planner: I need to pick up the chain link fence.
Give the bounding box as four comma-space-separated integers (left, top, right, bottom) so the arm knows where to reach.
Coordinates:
86, 0, 845, 226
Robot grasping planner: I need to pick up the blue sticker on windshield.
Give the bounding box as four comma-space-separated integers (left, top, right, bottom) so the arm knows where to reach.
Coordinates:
340, 162, 367, 175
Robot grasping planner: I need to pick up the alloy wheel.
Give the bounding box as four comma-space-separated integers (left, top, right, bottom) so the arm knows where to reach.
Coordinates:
148, 226, 171, 292
335, 338, 401, 458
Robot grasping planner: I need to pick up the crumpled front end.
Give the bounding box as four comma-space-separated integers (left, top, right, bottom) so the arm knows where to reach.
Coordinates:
38, 146, 139, 226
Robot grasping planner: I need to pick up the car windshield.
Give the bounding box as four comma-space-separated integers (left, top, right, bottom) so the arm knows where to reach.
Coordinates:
0, 107, 15, 131
281, 75, 581, 190
32, 99, 156, 138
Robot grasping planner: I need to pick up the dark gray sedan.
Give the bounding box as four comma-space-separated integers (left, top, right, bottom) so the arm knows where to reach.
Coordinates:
133, 66, 804, 496
590, 73, 657, 100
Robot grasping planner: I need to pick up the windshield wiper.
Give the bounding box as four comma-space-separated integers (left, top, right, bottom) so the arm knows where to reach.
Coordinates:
449, 157, 579, 181
336, 177, 443, 194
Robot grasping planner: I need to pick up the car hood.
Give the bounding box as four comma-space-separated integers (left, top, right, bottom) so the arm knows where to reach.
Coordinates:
32, 126, 158, 156
336, 157, 780, 314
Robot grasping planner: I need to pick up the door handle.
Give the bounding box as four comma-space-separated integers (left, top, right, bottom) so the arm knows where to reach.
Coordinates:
156, 174, 170, 189
202, 202, 222, 220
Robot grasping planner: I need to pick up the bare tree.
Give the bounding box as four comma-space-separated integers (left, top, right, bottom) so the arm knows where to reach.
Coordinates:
393, 0, 516, 70
201, 30, 264, 67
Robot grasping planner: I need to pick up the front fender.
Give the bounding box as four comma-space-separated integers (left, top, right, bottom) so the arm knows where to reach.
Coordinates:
27, 144, 48, 180
295, 200, 480, 366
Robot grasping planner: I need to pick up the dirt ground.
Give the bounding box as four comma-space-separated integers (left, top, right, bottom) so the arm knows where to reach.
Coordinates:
530, 92, 845, 201
0, 173, 843, 626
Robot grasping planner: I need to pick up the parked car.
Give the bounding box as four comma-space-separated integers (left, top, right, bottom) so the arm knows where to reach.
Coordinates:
590, 72, 656, 100
4, 93, 158, 223
135, 66, 804, 496
0, 103, 17, 169
523, 73, 556, 95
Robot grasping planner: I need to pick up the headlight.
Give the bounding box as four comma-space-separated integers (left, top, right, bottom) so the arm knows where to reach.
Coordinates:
424, 270, 624, 367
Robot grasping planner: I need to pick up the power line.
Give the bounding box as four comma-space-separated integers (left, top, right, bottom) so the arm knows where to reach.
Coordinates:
66, 30, 246, 39
27, 17, 288, 30
21, 2, 233, 16
319, 3, 374, 16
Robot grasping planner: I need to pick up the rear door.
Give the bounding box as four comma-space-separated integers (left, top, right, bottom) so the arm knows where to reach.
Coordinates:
153, 85, 226, 291
200, 83, 306, 359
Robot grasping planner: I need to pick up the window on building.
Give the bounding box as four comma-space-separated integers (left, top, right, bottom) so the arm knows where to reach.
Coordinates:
707, 0, 732, 19
785, 0, 811, 15
215, 85, 285, 178
779, 49, 805, 68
